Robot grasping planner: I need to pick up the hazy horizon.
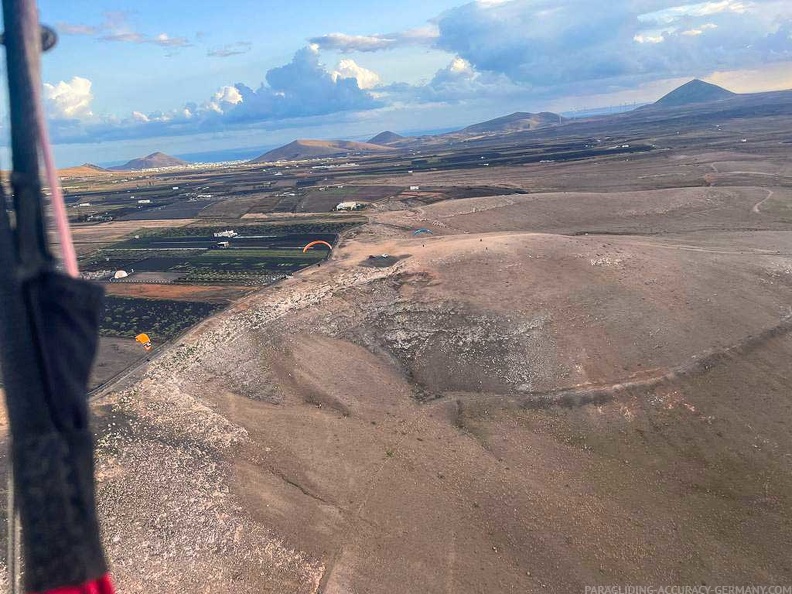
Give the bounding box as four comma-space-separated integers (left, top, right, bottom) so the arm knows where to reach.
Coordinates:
14, 0, 792, 165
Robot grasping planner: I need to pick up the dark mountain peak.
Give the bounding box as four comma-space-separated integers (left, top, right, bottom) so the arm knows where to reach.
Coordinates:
654, 79, 736, 108
460, 111, 564, 134
368, 131, 405, 145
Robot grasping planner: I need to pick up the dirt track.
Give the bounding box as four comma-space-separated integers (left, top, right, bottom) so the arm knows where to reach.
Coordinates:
752, 189, 775, 213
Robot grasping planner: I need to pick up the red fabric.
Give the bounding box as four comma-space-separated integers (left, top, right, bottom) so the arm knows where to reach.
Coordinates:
34, 574, 114, 594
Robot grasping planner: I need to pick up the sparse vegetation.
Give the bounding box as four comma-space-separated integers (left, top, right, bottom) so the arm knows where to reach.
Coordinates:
100, 296, 224, 340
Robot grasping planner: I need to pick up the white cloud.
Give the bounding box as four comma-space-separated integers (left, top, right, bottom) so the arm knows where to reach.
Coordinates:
56, 22, 98, 35
332, 59, 381, 89
101, 31, 144, 43
152, 33, 191, 48
309, 0, 790, 97
432, 0, 792, 89
58, 11, 191, 51
45, 45, 384, 145
634, 33, 666, 42
642, 0, 750, 24
207, 42, 253, 57
315, 33, 397, 52
43, 2, 792, 149
216, 86, 243, 104
447, 57, 476, 76
43, 76, 93, 119
206, 85, 244, 113
309, 26, 439, 52
381, 56, 524, 105
682, 22, 720, 34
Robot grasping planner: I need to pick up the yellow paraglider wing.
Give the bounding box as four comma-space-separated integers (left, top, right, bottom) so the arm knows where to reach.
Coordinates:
135, 333, 151, 345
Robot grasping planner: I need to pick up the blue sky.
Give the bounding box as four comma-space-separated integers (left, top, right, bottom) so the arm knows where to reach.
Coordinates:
14, 0, 792, 165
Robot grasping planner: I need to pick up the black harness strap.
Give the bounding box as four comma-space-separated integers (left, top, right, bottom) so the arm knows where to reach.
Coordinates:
0, 1, 110, 591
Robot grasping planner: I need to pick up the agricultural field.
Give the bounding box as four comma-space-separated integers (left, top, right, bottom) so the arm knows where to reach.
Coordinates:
122, 198, 218, 220
100, 296, 225, 341
67, 185, 192, 222
77, 216, 357, 384
197, 193, 274, 218
104, 283, 254, 302
83, 224, 341, 285
135, 219, 361, 238
295, 185, 402, 212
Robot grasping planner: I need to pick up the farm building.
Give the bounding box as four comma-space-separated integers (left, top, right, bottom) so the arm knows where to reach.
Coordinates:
336, 202, 364, 211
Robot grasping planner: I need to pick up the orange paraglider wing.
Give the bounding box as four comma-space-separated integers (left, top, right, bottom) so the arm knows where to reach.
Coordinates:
302, 240, 333, 253
135, 333, 152, 351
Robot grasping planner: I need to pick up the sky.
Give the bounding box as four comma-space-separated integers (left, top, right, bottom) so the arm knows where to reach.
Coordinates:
5, 0, 790, 165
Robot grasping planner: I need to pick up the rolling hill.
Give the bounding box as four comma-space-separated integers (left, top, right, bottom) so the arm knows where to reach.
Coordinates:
652, 79, 736, 108
251, 139, 395, 162
367, 131, 405, 145
110, 152, 190, 171
458, 111, 564, 135
58, 163, 109, 178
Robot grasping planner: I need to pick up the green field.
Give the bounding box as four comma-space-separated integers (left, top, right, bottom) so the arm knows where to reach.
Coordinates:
197, 249, 325, 260
177, 250, 320, 277
176, 270, 288, 285
138, 219, 363, 238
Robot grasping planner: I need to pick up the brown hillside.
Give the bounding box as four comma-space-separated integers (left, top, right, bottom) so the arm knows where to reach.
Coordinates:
251, 139, 395, 162
110, 152, 189, 171
59, 163, 110, 178
93, 180, 792, 591
61, 93, 792, 592
459, 111, 564, 135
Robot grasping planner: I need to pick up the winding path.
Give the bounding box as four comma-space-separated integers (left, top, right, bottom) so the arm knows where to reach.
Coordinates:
752, 189, 774, 214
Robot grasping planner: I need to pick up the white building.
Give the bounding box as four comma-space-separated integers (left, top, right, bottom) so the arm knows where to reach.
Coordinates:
336, 202, 364, 211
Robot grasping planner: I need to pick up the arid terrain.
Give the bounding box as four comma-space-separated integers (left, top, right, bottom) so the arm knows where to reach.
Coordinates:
2, 85, 792, 592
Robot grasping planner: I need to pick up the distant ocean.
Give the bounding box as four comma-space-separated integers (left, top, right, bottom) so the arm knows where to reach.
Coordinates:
561, 104, 647, 119
95, 145, 276, 168
174, 145, 276, 164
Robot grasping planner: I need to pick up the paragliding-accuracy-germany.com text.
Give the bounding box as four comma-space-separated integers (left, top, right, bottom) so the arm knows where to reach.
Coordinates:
584, 586, 792, 594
